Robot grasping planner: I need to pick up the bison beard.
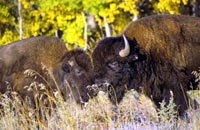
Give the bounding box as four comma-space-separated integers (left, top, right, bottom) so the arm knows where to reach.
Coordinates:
92, 15, 200, 116
0, 36, 94, 108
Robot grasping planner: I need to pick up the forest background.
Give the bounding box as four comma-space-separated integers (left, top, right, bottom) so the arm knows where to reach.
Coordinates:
0, 0, 199, 50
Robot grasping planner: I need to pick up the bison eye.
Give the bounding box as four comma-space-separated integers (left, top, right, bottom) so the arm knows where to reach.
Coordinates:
108, 61, 118, 68
74, 68, 82, 76
62, 63, 70, 73
133, 54, 138, 60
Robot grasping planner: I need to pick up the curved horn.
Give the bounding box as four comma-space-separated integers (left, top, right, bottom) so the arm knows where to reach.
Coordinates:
119, 34, 130, 57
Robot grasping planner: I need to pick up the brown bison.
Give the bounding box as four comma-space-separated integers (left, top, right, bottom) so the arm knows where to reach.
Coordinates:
92, 15, 200, 116
0, 36, 94, 106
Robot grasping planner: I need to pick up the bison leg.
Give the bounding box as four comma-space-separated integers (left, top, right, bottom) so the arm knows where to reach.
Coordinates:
154, 86, 189, 118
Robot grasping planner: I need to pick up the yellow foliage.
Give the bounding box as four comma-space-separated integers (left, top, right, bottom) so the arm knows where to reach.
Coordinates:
0, 7, 15, 25
31, 23, 40, 36
20, 0, 32, 9
0, 7, 9, 18
95, 16, 104, 27
66, 15, 75, 20
119, 0, 139, 15
62, 14, 85, 49
106, 0, 115, 2
0, 30, 18, 46
154, 0, 189, 14
182, 0, 188, 4
76, 14, 85, 28
98, 3, 119, 25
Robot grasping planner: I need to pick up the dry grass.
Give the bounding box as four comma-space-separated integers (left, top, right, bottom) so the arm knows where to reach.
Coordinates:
0, 88, 199, 130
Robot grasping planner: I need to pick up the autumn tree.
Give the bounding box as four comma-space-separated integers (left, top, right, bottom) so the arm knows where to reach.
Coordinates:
0, 0, 18, 45
0, 0, 199, 48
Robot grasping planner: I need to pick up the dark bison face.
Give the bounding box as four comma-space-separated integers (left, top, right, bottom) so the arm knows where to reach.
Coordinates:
92, 35, 146, 104
57, 49, 94, 104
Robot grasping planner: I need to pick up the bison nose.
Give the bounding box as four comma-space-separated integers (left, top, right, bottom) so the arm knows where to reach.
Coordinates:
81, 95, 89, 102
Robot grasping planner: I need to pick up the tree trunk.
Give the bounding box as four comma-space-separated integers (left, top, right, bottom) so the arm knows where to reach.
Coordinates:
18, 1, 23, 40
193, 0, 199, 17
132, 14, 138, 21
55, 30, 58, 37
82, 12, 88, 51
104, 18, 111, 37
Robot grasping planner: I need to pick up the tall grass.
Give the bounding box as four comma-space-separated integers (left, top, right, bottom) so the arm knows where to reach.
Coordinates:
0, 88, 199, 130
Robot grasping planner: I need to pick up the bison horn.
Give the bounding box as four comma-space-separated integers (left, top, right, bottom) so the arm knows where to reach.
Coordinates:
119, 34, 130, 57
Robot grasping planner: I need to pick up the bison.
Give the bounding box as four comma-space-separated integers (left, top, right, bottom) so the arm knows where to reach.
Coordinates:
0, 36, 94, 107
92, 15, 200, 116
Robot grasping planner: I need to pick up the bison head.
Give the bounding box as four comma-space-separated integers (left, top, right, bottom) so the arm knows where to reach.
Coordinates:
92, 35, 146, 104
54, 49, 95, 104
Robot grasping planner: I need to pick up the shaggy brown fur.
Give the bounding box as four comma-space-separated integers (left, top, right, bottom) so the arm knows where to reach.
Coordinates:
123, 15, 200, 72
92, 15, 200, 116
60, 49, 95, 103
0, 36, 93, 106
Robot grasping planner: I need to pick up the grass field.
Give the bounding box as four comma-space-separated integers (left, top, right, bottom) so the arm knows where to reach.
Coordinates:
0, 88, 199, 130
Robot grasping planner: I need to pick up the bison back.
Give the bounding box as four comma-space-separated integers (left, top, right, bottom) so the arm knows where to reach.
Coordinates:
123, 15, 200, 73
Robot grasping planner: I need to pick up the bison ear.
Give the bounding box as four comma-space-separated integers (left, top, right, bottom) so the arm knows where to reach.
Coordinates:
62, 63, 70, 73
